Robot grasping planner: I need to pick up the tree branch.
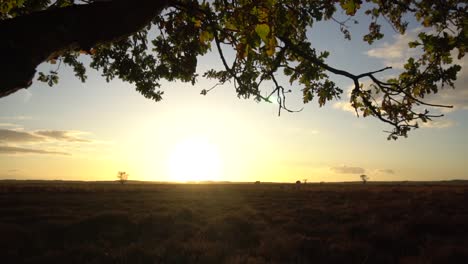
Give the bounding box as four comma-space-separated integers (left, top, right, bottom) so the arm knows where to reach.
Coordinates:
0, 0, 170, 98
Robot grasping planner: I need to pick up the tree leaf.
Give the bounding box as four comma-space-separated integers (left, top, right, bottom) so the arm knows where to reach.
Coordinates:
255, 23, 270, 43
266, 36, 276, 56
340, 0, 361, 16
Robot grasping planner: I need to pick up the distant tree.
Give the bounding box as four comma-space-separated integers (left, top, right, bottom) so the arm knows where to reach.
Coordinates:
117, 171, 129, 184
303, 179, 308, 184
255, 181, 260, 184
0, 0, 466, 139
295, 180, 301, 189
360, 174, 369, 184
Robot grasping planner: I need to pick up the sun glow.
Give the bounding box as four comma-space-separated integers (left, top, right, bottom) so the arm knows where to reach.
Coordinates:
167, 137, 222, 182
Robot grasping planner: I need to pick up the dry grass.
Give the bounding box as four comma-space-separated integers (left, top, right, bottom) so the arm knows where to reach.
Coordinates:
1, 181, 468, 263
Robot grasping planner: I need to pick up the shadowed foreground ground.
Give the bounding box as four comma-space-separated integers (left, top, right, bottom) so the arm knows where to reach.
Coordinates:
1, 181, 468, 263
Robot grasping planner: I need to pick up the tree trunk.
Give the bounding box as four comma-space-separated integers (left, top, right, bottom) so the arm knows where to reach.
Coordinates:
0, 0, 169, 98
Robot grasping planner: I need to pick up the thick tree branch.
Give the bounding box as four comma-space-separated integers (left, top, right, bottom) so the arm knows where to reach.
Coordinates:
0, 0, 169, 98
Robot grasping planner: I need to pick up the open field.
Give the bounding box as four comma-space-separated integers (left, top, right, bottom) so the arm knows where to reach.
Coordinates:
1, 181, 468, 263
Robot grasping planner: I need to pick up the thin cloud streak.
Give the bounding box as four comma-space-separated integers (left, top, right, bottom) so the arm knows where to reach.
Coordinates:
0, 129, 91, 143
0, 146, 70, 155
421, 119, 456, 129
0, 129, 43, 143
0, 128, 94, 156
330, 165, 365, 174
35, 130, 91, 143
0, 123, 20, 128
0, 116, 32, 120
376, 169, 395, 174
333, 101, 355, 114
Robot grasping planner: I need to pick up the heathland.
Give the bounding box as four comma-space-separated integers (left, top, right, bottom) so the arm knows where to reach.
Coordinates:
1, 181, 468, 263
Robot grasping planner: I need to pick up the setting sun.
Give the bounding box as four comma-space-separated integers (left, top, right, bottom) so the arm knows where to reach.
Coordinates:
167, 137, 222, 182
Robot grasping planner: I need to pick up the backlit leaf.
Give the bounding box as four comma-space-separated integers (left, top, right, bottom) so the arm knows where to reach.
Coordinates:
255, 24, 270, 43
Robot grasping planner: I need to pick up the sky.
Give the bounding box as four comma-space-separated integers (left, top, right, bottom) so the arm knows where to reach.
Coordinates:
1, 6, 467, 183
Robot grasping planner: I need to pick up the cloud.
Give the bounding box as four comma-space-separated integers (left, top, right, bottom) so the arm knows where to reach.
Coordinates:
375, 169, 395, 175
330, 165, 365, 174
333, 101, 355, 114
0, 116, 32, 120
0, 123, 20, 128
34, 130, 91, 143
332, 85, 358, 114
436, 89, 468, 111
365, 28, 422, 69
0, 128, 95, 156
420, 119, 456, 129
332, 82, 377, 115
0, 129, 44, 143
0, 146, 70, 155
0, 129, 91, 143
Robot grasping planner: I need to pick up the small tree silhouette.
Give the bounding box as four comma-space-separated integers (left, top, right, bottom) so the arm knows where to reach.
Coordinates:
303, 179, 308, 184
295, 180, 301, 189
360, 174, 369, 184
117, 171, 129, 184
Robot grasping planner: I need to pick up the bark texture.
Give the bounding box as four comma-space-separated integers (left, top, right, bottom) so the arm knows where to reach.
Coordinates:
0, 0, 169, 98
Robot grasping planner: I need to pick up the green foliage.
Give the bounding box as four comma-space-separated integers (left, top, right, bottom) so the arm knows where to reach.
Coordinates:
0, 0, 25, 17
340, 0, 362, 16
1, 0, 466, 139
37, 71, 58, 86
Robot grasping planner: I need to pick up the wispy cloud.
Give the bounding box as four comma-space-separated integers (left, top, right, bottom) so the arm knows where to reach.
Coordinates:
420, 119, 456, 129
0, 146, 70, 155
0, 129, 91, 143
332, 85, 357, 114
0, 123, 20, 128
35, 130, 91, 143
0, 116, 32, 121
330, 165, 365, 174
0, 129, 44, 143
366, 28, 422, 69
0, 128, 95, 156
375, 169, 395, 175
333, 101, 355, 114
